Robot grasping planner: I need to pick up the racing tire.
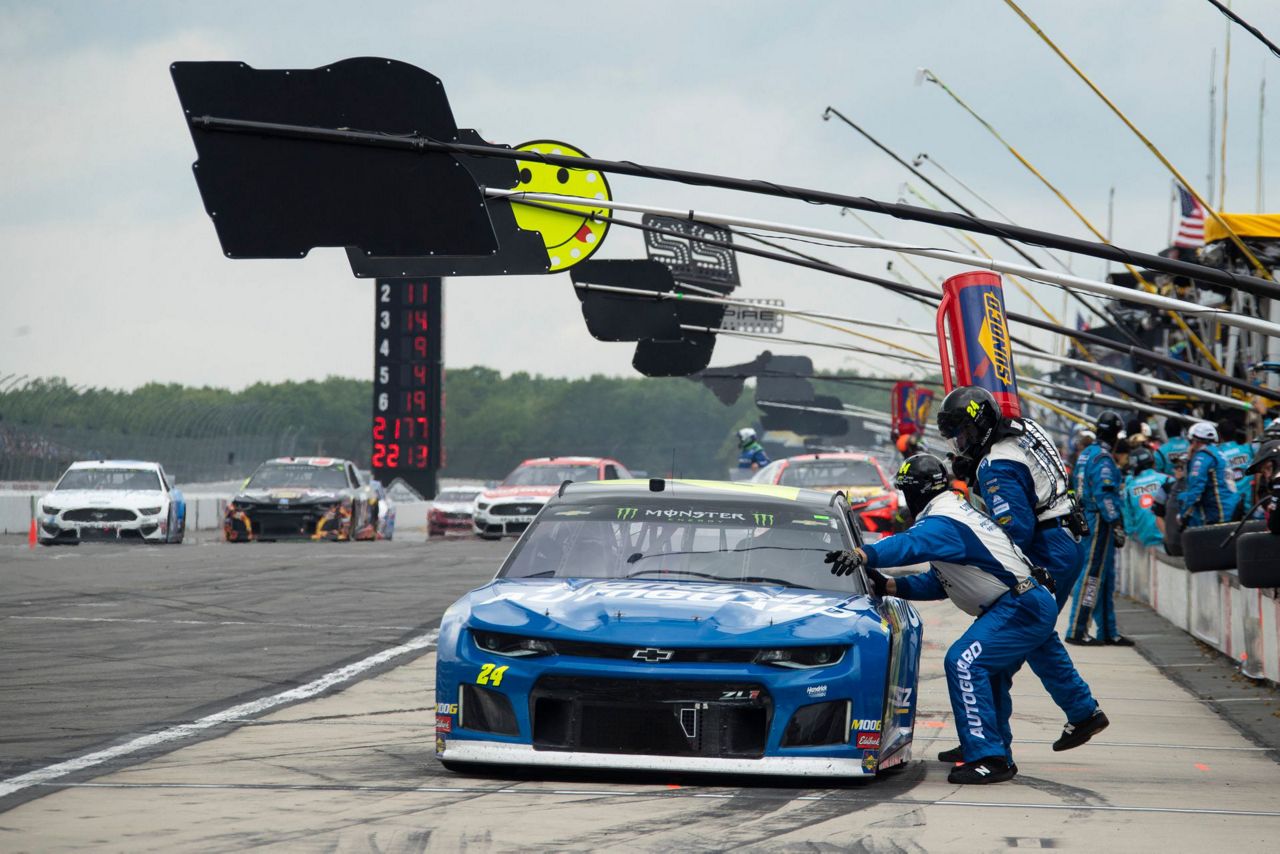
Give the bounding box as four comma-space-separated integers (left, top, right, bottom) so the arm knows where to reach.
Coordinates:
1181, 521, 1265, 572
439, 760, 488, 775
1236, 531, 1280, 588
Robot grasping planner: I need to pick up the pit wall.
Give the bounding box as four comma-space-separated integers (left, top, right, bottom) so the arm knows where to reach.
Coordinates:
1118, 542, 1280, 685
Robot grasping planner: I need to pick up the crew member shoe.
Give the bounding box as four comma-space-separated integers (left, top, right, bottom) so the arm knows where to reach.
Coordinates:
948, 756, 1015, 784
1065, 635, 1104, 646
1105, 636, 1136, 647
1053, 708, 1110, 751
937, 745, 964, 763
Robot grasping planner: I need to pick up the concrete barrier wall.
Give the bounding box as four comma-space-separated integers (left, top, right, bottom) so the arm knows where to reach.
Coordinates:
1118, 543, 1280, 685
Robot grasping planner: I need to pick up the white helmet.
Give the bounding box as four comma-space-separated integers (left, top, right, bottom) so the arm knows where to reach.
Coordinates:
737, 427, 758, 445
1188, 421, 1218, 443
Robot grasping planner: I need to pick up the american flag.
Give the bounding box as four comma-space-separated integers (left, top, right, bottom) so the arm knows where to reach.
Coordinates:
1173, 185, 1205, 247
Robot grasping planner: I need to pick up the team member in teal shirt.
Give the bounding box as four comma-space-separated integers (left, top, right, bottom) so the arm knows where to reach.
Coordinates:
1121, 447, 1172, 548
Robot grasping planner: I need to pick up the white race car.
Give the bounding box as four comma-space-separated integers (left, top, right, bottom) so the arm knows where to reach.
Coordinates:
38, 460, 186, 545
473, 456, 632, 539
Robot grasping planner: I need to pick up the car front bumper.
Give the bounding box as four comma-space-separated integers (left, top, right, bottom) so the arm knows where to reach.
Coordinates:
39, 514, 167, 543
441, 739, 874, 777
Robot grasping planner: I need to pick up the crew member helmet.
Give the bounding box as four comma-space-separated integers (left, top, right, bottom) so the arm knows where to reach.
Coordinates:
1264, 419, 1280, 441
1128, 446, 1155, 475
1095, 411, 1126, 448
1188, 421, 1219, 444
936, 386, 1001, 457
894, 453, 951, 517
1247, 440, 1280, 476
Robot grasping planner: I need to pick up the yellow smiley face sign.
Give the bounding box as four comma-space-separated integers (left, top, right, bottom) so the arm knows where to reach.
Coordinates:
510, 140, 611, 272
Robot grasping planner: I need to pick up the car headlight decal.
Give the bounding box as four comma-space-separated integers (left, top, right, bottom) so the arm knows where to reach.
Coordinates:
138, 507, 162, 516
41, 505, 61, 515
473, 630, 556, 658
754, 646, 845, 669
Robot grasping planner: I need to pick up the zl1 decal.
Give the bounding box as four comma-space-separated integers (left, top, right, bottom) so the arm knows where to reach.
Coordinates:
477, 663, 510, 686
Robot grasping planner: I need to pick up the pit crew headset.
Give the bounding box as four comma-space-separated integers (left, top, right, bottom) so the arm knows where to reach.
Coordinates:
937, 386, 1088, 539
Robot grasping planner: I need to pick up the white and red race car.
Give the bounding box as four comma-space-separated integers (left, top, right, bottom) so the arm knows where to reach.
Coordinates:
472, 456, 631, 539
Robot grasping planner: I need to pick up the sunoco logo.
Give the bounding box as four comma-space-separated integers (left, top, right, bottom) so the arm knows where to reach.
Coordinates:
977, 291, 1014, 386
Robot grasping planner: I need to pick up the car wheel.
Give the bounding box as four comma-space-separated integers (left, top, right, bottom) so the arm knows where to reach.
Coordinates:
1182, 520, 1265, 572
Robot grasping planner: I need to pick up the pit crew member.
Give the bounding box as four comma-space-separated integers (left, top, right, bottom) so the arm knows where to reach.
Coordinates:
932, 387, 1104, 763
1067, 411, 1129, 646
737, 427, 770, 471
826, 454, 1104, 785
1120, 446, 1172, 548
1179, 422, 1238, 529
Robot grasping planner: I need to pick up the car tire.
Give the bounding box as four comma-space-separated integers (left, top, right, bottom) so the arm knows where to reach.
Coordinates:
1181, 521, 1265, 572
1237, 531, 1280, 587
439, 760, 487, 774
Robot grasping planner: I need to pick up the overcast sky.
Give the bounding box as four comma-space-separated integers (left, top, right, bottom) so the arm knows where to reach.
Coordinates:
2, 0, 1278, 390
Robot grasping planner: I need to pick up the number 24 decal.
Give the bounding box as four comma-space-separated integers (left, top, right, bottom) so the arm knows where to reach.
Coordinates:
476, 664, 510, 686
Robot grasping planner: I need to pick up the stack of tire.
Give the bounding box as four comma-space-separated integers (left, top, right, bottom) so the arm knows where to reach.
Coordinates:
1175, 477, 1280, 586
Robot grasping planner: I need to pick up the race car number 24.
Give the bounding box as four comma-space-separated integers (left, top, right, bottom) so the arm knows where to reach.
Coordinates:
476, 664, 510, 687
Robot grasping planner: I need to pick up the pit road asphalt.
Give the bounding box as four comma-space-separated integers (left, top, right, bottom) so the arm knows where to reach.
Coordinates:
2, 533, 1279, 851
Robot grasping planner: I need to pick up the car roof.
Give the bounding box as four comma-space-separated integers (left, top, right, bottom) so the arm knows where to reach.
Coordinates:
559, 478, 839, 508
782, 452, 875, 462
263, 457, 350, 466
67, 460, 161, 471
518, 456, 614, 466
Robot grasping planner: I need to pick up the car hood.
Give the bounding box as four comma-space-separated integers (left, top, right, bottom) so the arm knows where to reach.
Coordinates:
456, 578, 886, 646
432, 501, 476, 513
480, 485, 559, 501
235, 488, 345, 503
42, 490, 164, 508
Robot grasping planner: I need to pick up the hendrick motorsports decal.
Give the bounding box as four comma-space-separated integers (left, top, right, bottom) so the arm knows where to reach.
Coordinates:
478, 581, 868, 619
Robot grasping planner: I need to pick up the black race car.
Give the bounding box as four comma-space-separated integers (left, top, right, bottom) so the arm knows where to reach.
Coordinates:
224, 457, 379, 541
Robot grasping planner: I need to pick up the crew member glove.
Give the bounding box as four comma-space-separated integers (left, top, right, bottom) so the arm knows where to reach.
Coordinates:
866, 567, 891, 597
1111, 523, 1126, 549
824, 549, 865, 577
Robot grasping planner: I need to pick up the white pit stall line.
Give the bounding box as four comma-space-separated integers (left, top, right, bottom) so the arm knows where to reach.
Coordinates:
0, 628, 439, 800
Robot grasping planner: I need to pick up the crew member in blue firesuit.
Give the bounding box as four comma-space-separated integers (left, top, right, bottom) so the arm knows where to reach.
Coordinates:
1067, 411, 1130, 646
932, 386, 1105, 764
826, 454, 1106, 785
736, 427, 769, 472
1121, 446, 1171, 548
1179, 422, 1239, 528
1154, 417, 1190, 476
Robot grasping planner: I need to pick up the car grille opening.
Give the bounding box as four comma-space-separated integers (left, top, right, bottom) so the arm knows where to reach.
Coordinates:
530, 676, 770, 758
63, 508, 136, 523
491, 504, 540, 517
781, 701, 849, 747
460, 684, 519, 735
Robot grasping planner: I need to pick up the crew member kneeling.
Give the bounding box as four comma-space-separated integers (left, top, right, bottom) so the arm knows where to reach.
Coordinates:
827, 454, 1100, 784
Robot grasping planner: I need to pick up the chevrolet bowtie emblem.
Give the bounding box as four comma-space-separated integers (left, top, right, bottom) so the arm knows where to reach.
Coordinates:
632, 647, 675, 662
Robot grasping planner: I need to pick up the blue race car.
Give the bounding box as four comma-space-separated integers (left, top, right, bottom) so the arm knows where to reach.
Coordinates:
435, 478, 923, 778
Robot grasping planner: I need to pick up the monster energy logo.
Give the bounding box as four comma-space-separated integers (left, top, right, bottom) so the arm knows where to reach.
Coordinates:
616, 507, 638, 520
752, 513, 774, 526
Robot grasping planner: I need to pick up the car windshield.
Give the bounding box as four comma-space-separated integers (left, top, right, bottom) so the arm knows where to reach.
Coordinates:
436, 489, 481, 503
501, 499, 862, 594
503, 464, 598, 486
246, 464, 349, 490
778, 460, 885, 489
56, 468, 161, 491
